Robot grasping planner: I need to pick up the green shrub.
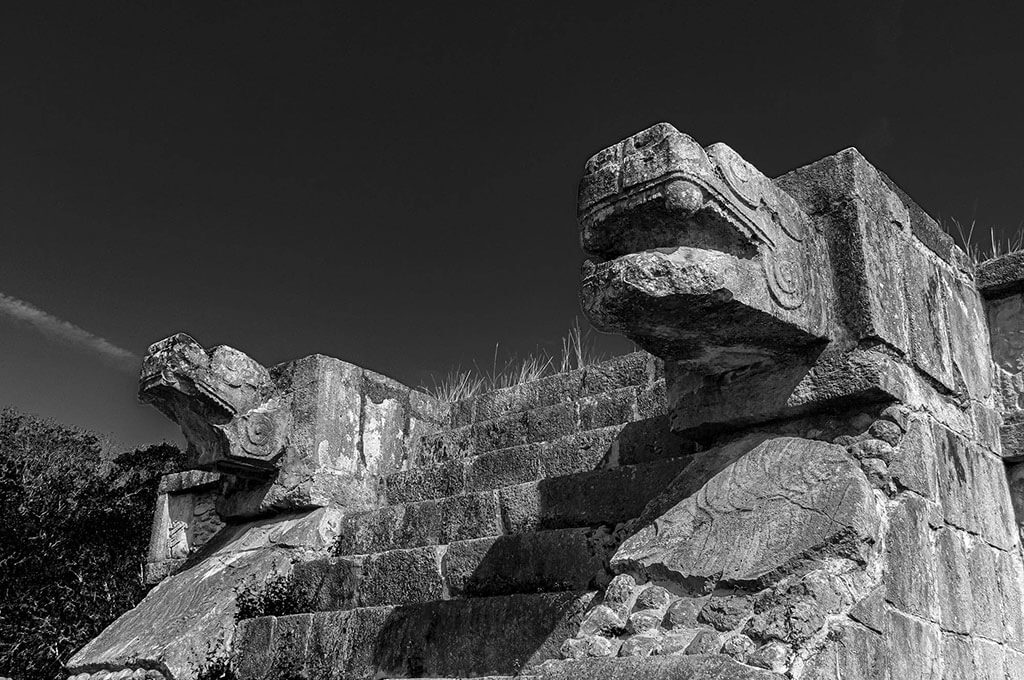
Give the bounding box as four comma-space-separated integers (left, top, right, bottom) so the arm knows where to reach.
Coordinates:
0, 408, 185, 680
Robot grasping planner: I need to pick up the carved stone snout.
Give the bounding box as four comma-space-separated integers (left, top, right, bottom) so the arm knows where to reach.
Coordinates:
577, 123, 829, 367
139, 333, 291, 478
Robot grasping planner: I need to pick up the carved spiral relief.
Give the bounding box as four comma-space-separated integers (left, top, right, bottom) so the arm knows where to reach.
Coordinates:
766, 255, 806, 310
240, 411, 279, 459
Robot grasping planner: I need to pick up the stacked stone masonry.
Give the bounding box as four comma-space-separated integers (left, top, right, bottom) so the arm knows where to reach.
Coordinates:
62, 123, 1024, 680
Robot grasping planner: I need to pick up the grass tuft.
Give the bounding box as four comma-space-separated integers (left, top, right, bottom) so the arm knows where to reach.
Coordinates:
945, 217, 1024, 265
421, 319, 612, 403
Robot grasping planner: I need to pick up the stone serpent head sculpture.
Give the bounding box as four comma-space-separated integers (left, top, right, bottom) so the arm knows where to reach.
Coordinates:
139, 333, 291, 478
578, 122, 831, 372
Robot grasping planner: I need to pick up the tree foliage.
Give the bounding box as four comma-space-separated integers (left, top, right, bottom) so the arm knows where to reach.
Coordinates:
0, 408, 184, 680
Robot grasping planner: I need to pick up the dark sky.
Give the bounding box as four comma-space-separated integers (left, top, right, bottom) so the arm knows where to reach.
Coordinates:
1, 1, 1023, 447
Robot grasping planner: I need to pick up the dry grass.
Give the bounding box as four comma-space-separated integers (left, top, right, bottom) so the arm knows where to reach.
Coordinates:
947, 218, 1024, 265
422, 319, 611, 402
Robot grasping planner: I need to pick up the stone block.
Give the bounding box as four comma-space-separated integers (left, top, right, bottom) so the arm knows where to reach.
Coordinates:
635, 380, 666, 420
540, 426, 622, 477
933, 423, 973, 531
970, 446, 1018, 551
533, 369, 586, 410
373, 592, 595, 677
404, 416, 442, 466
903, 245, 955, 391
533, 655, 784, 680
884, 494, 937, 620
270, 613, 312, 678
946, 276, 993, 402
232, 617, 277, 680
581, 353, 650, 395
934, 528, 973, 634
412, 426, 474, 465
997, 547, 1024, 650
409, 389, 447, 424
978, 250, 1024, 298
384, 460, 464, 505
887, 609, 941, 680
464, 443, 543, 492
973, 638, 1006, 680
360, 384, 408, 475
442, 527, 614, 597
527, 402, 580, 443
474, 381, 541, 421
450, 397, 475, 427
579, 388, 637, 430
473, 412, 530, 452
356, 546, 444, 606
277, 355, 364, 476
498, 458, 687, 534
335, 491, 501, 554
612, 437, 878, 589
291, 557, 361, 612
970, 541, 1004, 641
888, 416, 937, 498
940, 632, 975, 680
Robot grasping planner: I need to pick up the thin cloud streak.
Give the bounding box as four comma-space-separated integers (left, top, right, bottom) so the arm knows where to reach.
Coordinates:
0, 292, 140, 374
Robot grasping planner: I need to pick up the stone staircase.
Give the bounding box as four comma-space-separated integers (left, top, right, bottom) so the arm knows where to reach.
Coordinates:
232, 352, 700, 679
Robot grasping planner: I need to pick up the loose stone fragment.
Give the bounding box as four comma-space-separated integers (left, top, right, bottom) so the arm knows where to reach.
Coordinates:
748, 641, 791, 673
579, 604, 626, 636
722, 634, 756, 663
626, 609, 663, 635
561, 634, 620, 659
634, 584, 673, 612
880, 404, 910, 431
849, 438, 894, 462
619, 632, 663, 657
604, 573, 636, 606
658, 629, 702, 656
861, 458, 891, 490
698, 595, 753, 632
664, 597, 706, 630
869, 419, 903, 446
684, 629, 722, 655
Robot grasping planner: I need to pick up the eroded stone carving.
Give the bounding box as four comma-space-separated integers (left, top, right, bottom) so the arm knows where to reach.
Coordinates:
140, 333, 291, 477
578, 123, 829, 367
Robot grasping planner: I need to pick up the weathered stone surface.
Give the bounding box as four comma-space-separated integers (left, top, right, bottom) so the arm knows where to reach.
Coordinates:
664, 597, 706, 630
499, 458, 689, 534
612, 437, 878, 589
68, 508, 340, 679
884, 494, 937, 619
934, 528, 973, 634
441, 527, 615, 597
335, 491, 501, 554
535, 654, 783, 679
373, 592, 595, 678
978, 251, 1024, 298
801, 622, 885, 680
618, 631, 663, 657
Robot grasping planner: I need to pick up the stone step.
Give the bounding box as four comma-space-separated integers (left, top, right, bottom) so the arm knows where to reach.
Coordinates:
410, 377, 667, 467
529, 656, 783, 679
293, 526, 617, 611
387, 419, 689, 506
446, 352, 660, 428
233, 591, 596, 680
335, 457, 690, 555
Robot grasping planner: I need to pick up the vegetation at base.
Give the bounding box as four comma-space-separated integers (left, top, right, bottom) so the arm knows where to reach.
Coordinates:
234, 573, 310, 621
0, 408, 185, 680
422, 319, 618, 402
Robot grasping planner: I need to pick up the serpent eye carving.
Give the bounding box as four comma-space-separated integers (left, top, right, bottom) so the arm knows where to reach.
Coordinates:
240, 411, 281, 460
765, 253, 807, 311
